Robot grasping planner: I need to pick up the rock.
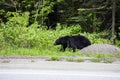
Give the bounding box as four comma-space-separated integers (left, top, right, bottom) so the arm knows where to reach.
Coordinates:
80, 44, 120, 55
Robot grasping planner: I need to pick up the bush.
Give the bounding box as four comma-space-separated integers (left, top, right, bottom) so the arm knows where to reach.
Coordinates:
0, 26, 114, 49
5, 12, 29, 27
0, 20, 119, 53
82, 32, 110, 44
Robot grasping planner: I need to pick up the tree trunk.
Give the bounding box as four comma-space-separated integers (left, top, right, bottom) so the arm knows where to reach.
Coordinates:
111, 0, 116, 44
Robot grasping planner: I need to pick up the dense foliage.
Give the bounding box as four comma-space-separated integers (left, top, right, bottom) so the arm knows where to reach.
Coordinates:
0, 0, 120, 37
0, 0, 120, 56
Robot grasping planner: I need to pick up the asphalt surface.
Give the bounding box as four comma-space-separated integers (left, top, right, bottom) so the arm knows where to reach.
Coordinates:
0, 58, 120, 80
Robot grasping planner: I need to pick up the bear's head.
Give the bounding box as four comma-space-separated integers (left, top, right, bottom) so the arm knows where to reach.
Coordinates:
54, 36, 69, 45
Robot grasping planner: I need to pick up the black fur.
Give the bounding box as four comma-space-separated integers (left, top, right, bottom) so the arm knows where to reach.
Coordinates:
54, 35, 91, 52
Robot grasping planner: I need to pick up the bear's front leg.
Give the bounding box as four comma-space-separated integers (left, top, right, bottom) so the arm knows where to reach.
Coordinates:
60, 45, 67, 52
72, 47, 76, 52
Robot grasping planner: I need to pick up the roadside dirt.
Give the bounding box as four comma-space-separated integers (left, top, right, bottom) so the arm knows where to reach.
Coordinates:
0, 56, 120, 64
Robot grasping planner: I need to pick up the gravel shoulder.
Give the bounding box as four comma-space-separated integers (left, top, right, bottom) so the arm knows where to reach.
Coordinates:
0, 56, 120, 64
0, 58, 120, 73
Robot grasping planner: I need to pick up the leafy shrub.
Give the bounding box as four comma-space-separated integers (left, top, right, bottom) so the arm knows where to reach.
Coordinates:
5, 12, 29, 27
0, 20, 119, 53
83, 32, 111, 44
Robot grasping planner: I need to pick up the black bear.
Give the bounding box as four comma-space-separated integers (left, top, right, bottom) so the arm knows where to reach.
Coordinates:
54, 35, 91, 52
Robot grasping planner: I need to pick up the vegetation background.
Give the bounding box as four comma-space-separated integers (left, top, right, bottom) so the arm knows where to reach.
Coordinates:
0, 0, 120, 56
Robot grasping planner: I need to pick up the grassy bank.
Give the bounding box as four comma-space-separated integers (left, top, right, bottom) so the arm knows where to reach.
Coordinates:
1, 47, 120, 63
0, 24, 120, 58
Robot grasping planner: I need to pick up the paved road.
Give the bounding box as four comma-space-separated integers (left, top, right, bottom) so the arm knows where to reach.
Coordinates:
0, 59, 120, 80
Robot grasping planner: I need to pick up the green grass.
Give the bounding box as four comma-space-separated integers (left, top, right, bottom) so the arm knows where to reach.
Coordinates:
66, 58, 84, 62
90, 53, 116, 63
103, 57, 113, 63
47, 56, 61, 61
0, 47, 120, 63
0, 47, 84, 56
0, 46, 87, 57
115, 54, 120, 58
91, 58, 101, 62
0, 47, 120, 58
66, 58, 75, 62
75, 58, 84, 62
